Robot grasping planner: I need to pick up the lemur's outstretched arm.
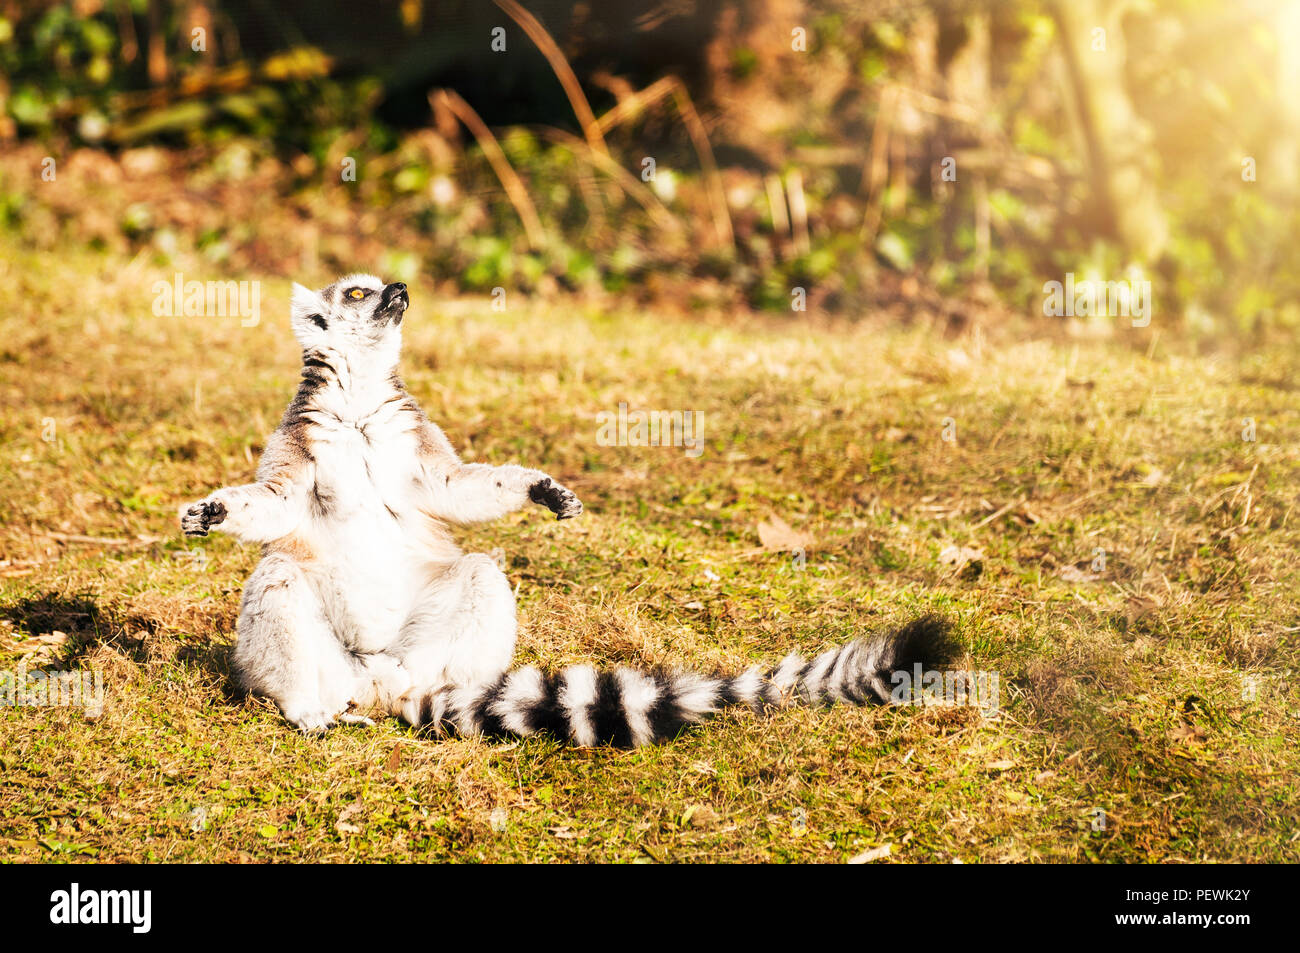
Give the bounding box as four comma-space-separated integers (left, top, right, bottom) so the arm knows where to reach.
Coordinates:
180, 434, 313, 541
425, 461, 583, 524
416, 421, 582, 525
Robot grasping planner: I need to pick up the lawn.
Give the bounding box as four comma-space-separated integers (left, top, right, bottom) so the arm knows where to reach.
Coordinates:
1, 237, 1297, 862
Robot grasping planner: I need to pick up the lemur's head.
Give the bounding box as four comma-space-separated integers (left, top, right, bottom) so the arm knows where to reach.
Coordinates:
289, 273, 409, 358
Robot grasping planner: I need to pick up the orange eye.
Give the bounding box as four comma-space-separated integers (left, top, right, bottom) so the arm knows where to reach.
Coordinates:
349, 289, 364, 299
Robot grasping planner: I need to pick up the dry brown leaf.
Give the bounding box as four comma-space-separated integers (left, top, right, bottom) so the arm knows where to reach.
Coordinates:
757, 516, 815, 553
1168, 722, 1207, 745
939, 544, 984, 580
335, 804, 362, 835
847, 843, 892, 864
1127, 594, 1161, 624
682, 804, 719, 829
1058, 565, 1100, 583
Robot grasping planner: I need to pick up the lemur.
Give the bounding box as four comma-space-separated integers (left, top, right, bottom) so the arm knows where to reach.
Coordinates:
180, 274, 957, 745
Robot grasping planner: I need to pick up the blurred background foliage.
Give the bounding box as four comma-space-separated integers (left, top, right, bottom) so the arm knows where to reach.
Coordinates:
1, 0, 1297, 336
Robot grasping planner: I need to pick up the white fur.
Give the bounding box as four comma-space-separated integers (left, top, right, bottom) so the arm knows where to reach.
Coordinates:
558, 666, 598, 747
672, 672, 723, 718
615, 668, 661, 747
182, 275, 582, 733
727, 667, 763, 705
772, 654, 804, 693
490, 667, 548, 735
801, 648, 837, 700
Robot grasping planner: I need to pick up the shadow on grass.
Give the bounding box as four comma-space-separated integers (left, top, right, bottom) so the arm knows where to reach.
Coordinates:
0, 589, 238, 698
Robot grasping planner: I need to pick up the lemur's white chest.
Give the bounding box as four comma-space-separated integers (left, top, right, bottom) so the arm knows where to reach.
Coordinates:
312, 414, 416, 518
296, 403, 448, 649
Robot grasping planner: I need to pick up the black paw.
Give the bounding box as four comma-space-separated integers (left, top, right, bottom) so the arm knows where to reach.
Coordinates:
181, 498, 227, 537
528, 478, 583, 520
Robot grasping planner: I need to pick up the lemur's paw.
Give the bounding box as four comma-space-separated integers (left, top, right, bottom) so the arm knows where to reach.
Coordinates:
528, 477, 583, 520
180, 498, 227, 537
284, 706, 337, 735
337, 701, 375, 728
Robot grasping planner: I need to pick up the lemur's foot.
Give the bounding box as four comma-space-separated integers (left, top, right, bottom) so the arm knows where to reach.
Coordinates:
180, 498, 227, 537
283, 705, 338, 735
528, 477, 583, 520
337, 700, 375, 727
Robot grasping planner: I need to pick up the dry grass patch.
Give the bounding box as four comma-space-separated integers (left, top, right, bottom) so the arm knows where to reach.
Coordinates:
1, 238, 1298, 862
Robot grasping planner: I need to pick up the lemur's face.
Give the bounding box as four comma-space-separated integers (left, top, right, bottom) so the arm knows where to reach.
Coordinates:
289, 273, 409, 352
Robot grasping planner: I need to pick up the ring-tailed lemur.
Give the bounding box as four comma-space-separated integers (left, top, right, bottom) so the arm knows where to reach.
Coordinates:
180, 274, 957, 744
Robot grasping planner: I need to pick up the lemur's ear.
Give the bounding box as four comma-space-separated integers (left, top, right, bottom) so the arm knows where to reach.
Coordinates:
289, 282, 330, 342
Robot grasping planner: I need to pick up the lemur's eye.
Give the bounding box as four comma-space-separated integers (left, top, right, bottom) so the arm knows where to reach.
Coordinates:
348, 289, 365, 300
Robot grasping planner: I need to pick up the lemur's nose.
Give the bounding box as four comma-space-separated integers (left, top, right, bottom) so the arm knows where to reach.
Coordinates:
383, 282, 409, 309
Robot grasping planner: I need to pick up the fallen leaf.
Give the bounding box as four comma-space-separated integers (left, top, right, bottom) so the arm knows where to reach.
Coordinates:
682, 804, 719, 829
986, 759, 1016, 771
848, 843, 892, 864
1127, 594, 1161, 624
1136, 465, 1166, 487
386, 744, 402, 771
334, 803, 362, 836
1168, 722, 1207, 745
939, 544, 984, 581
757, 516, 815, 553
1058, 564, 1100, 583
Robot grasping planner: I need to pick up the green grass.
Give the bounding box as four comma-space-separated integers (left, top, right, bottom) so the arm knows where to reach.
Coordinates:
1, 238, 1297, 863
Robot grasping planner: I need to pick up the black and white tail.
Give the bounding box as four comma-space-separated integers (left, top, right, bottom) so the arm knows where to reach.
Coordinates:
413, 615, 958, 748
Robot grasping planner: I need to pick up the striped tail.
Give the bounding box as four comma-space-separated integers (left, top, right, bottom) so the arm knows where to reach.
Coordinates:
412, 614, 958, 748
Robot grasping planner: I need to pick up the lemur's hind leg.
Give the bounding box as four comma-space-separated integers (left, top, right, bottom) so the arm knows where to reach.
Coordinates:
233, 554, 410, 733
390, 553, 517, 726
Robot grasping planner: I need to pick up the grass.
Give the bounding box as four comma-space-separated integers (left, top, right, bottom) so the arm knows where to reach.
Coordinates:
1, 237, 1298, 863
